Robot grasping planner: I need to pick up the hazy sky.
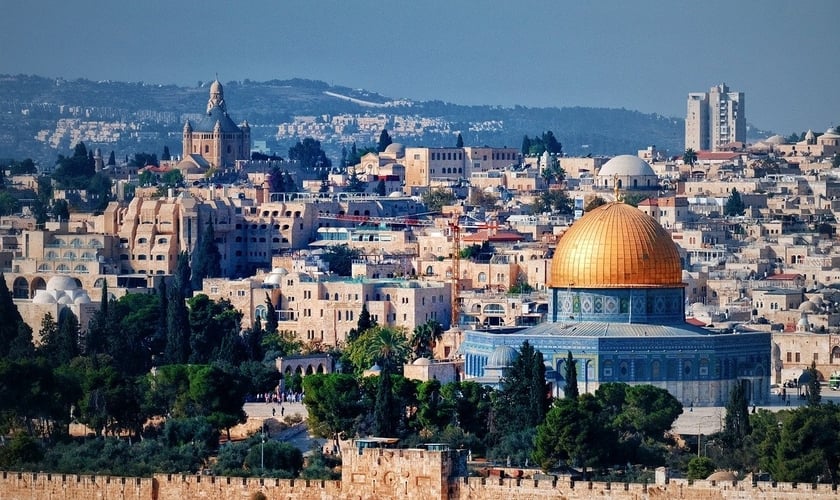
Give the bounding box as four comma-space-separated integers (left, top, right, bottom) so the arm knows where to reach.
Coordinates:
2, 0, 837, 134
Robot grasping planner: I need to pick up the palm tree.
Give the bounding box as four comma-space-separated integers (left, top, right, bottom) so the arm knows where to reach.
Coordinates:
364, 326, 410, 373
683, 148, 698, 168
410, 320, 444, 359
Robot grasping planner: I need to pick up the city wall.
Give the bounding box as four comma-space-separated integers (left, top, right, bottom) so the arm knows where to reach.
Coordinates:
3, 463, 840, 499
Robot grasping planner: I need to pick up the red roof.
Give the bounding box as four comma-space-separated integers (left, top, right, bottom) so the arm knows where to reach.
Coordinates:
696, 152, 741, 161
686, 318, 706, 327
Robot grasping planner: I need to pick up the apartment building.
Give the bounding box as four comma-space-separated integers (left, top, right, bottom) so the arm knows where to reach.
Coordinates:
685, 83, 745, 152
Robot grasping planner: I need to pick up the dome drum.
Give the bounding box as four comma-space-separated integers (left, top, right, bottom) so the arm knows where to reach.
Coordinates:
549, 287, 686, 324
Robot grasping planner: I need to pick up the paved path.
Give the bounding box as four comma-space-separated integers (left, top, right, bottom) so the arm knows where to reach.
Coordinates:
243, 401, 326, 455
673, 389, 840, 435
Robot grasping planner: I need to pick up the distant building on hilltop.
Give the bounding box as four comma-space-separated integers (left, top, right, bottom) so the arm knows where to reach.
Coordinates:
180, 79, 251, 169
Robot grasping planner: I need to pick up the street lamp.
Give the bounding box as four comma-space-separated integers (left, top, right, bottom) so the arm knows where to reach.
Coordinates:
261, 423, 266, 473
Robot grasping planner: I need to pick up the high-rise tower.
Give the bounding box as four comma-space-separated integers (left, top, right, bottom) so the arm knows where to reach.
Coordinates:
685, 83, 745, 152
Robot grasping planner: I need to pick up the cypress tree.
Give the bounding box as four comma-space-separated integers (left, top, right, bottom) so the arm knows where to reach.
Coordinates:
563, 351, 579, 399
456, 133, 464, 148
0, 273, 27, 359
264, 292, 278, 335
165, 287, 190, 364
191, 219, 222, 291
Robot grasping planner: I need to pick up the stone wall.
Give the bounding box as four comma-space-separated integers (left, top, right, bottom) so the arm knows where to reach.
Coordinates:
0, 471, 153, 500
3, 465, 840, 499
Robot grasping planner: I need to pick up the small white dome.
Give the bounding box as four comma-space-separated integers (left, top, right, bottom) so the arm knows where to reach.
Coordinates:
57, 295, 73, 305
412, 357, 432, 366
598, 155, 656, 178
74, 295, 92, 305
32, 290, 57, 304
46, 275, 79, 292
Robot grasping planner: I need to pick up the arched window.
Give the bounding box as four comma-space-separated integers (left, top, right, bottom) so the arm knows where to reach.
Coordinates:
74, 264, 88, 273
12, 277, 28, 299
425, 265, 434, 275
484, 304, 505, 315
478, 272, 487, 283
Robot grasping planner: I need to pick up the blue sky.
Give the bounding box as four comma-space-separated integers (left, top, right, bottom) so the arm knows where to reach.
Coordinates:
2, 0, 837, 134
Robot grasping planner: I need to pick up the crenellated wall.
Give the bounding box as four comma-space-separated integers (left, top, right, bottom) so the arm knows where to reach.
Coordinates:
3, 461, 840, 499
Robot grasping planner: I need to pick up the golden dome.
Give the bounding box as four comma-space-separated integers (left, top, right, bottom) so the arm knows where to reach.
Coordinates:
550, 202, 683, 288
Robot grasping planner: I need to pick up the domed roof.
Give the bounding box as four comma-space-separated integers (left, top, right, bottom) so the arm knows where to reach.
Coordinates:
263, 267, 289, 285
487, 345, 519, 368
706, 471, 738, 482
412, 357, 432, 366
32, 290, 57, 304
550, 202, 683, 289
210, 79, 223, 93
799, 301, 817, 312
383, 143, 405, 157
598, 155, 656, 178
766, 134, 786, 145
46, 275, 80, 292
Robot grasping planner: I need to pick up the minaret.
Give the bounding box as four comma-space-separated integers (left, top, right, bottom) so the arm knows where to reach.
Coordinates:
93, 148, 104, 172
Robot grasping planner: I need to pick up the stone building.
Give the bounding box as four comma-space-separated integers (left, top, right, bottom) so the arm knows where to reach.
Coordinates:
180, 79, 250, 169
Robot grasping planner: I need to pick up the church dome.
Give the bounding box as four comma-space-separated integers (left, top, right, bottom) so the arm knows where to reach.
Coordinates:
487, 345, 519, 368
412, 357, 432, 366
549, 202, 683, 288
598, 155, 656, 178
210, 79, 223, 94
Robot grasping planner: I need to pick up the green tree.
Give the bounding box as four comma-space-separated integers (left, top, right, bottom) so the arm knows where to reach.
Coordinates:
532, 189, 573, 214
807, 360, 821, 406
52, 199, 70, 221
347, 303, 376, 343
377, 129, 393, 153
345, 167, 367, 193
724, 187, 745, 216
421, 188, 456, 213
303, 373, 364, 449
521, 135, 532, 156
416, 379, 452, 434
375, 178, 387, 196
165, 286, 191, 364
191, 220, 222, 291
533, 395, 610, 473
0, 191, 20, 216
321, 244, 361, 277
187, 294, 243, 364
770, 405, 840, 483
723, 382, 751, 447
687, 456, 715, 480
288, 137, 332, 170
0, 273, 32, 360
107, 151, 116, 166
455, 133, 464, 148
244, 441, 303, 477
161, 145, 171, 161
492, 341, 550, 440
563, 351, 579, 399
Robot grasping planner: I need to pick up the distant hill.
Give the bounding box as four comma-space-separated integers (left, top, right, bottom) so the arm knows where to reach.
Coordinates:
0, 74, 768, 167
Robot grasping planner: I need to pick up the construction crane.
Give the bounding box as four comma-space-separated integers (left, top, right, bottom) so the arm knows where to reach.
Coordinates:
448, 215, 461, 328
317, 213, 435, 227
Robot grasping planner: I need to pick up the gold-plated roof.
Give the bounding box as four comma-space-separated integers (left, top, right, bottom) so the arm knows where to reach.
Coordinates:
550, 202, 683, 288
